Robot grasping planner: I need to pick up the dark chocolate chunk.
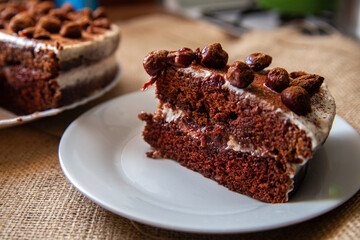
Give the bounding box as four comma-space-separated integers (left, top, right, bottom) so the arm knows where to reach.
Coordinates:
245, 53, 272, 71
281, 86, 311, 115
143, 50, 168, 76
265, 67, 290, 92
226, 61, 254, 88
200, 43, 228, 69
60, 22, 82, 38
290, 74, 324, 95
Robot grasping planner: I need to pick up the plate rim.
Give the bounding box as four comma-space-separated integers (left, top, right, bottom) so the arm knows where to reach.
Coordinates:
0, 64, 121, 128
58, 90, 360, 234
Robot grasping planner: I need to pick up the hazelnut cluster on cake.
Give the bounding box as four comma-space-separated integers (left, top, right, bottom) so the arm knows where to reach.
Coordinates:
0, 1, 120, 114
139, 43, 336, 203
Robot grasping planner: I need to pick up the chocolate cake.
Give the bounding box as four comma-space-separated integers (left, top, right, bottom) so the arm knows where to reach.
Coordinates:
139, 43, 336, 203
0, 1, 120, 114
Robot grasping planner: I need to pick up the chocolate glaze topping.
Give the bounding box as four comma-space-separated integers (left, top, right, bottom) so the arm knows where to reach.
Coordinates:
142, 43, 327, 116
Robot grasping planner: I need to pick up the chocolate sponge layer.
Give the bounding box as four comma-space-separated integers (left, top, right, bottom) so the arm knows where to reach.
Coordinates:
140, 112, 298, 203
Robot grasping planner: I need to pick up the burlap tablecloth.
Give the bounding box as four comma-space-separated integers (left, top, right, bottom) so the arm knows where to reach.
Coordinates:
1, 14, 359, 239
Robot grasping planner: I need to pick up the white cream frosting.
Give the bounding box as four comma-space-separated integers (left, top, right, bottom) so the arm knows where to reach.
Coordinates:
0, 24, 120, 62
181, 66, 212, 79
56, 54, 117, 89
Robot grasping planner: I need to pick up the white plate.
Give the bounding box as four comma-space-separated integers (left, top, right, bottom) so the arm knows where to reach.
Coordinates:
59, 89, 360, 234
0, 66, 121, 128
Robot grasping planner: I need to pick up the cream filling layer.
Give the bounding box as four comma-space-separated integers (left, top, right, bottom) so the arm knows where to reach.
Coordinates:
56, 54, 117, 89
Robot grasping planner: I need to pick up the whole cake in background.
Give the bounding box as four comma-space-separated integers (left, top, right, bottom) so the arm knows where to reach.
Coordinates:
139, 43, 336, 203
0, 0, 120, 114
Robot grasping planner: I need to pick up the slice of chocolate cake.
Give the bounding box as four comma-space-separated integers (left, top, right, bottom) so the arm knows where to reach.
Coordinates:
0, 1, 120, 114
139, 43, 336, 203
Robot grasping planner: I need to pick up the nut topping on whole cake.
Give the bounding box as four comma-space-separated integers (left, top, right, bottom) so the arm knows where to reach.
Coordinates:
0, 0, 111, 39
38, 15, 62, 33
0, 0, 120, 115
60, 22, 82, 38
9, 12, 35, 33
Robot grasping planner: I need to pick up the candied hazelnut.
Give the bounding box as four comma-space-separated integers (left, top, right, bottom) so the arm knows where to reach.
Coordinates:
93, 18, 110, 29
37, 1, 55, 15
25, 0, 38, 9
265, 67, 290, 92
0, 7, 18, 20
38, 15, 61, 33
167, 48, 195, 67
143, 50, 168, 76
93, 7, 107, 19
245, 53, 272, 71
80, 7, 92, 19
200, 43, 228, 69
77, 16, 92, 29
290, 74, 324, 95
67, 11, 80, 21
60, 22, 82, 38
61, 3, 75, 13
281, 86, 311, 115
9, 12, 35, 33
290, 71, 307, 79
49, 8, 68, 21
33, 26, 51, 39
226, 61, 254, 88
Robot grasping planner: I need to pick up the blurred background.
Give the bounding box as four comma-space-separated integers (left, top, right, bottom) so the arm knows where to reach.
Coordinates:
55, 0, 360, 40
